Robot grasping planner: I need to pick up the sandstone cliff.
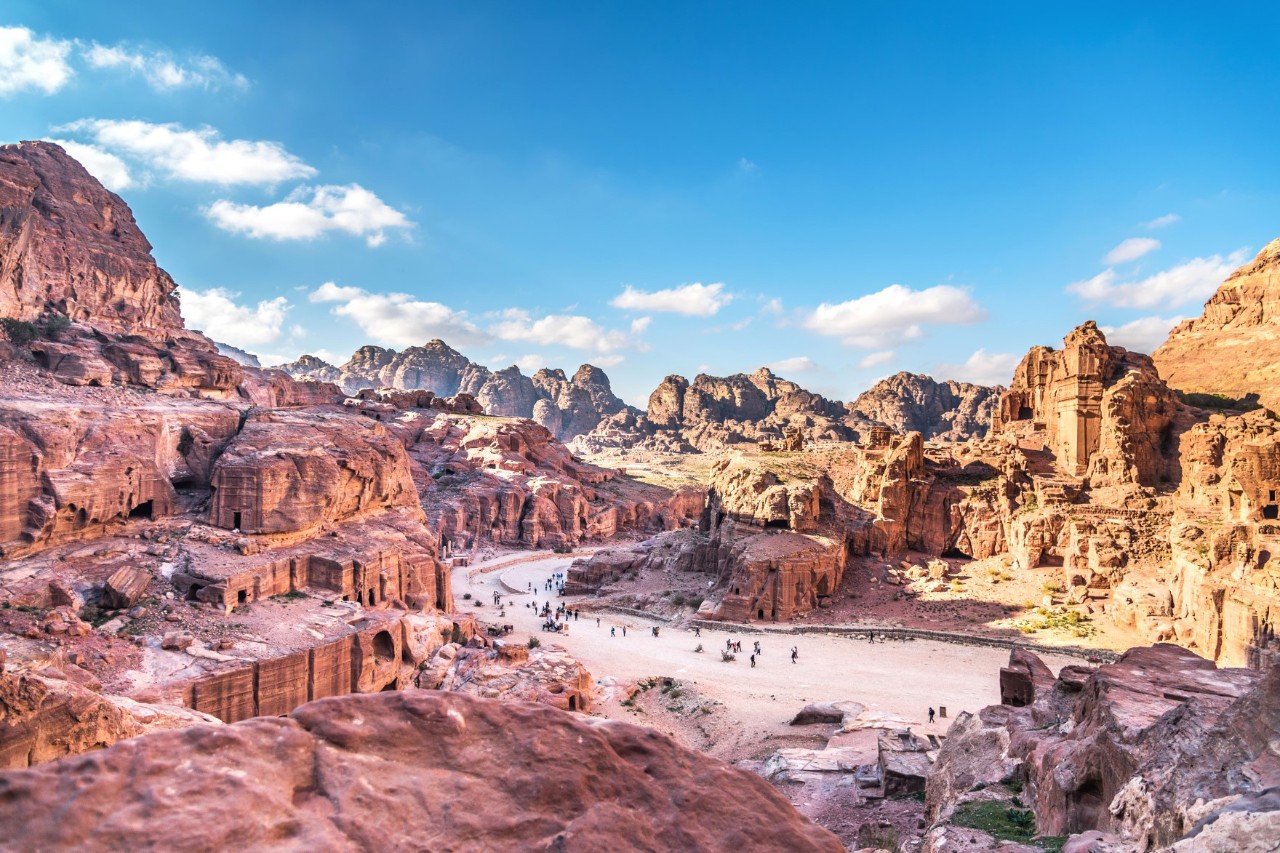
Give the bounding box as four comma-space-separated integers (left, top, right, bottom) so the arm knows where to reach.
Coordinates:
0, 142, 183, 336
1154, 236, 1280, 412
848, 372, 1000, 442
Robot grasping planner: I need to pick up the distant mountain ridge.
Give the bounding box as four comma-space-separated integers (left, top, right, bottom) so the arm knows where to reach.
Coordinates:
273, 341, 630, 441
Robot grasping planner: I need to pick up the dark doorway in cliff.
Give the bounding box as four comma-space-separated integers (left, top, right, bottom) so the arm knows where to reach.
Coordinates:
233, 511, 242, 530
1264, 504, 1279, 520
129, 500, 154, 520
380, 681, 397, 692
758, 609, 765, 620
367, 589, 376, 606
373, 630, 395, 665
1018, 405, 1032, 419
1067, 778, 1105, 833
765, 519, 789, 530
237, 589, 247, 605
187, 583, 204, 602
568, 696, 577, 711
942, 546, 971, 560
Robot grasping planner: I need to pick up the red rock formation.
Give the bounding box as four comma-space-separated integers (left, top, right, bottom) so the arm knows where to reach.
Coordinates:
0, 690, 844, 851
1154, 237, 1280, 412
848, 372, 1001, 442
209, 409, 419, 535
924, 645, 1276, 850
0, 142, 183, 335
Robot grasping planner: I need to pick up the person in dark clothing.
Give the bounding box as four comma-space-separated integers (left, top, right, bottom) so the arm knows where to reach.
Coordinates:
928, 707, 936, 724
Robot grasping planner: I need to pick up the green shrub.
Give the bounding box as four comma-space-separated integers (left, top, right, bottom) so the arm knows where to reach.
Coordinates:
527, 636, 541, 649
0, 318, 39, 345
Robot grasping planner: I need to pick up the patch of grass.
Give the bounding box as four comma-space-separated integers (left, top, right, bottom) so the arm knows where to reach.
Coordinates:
272, 590, 309, 601
671, 593, 686, 606
526, 636, 541, 649
951, 799, 1049, 846
688, 595, 703, 609
1015, 606, 1097, 638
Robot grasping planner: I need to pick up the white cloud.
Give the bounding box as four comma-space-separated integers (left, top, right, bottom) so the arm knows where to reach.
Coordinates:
1104, 237, 1160, 264
1100, 315, 1184, 354
802, 284, 986, 347
207, 184, 412, 246
59, 119, 314, 185
593, 354, 625, 367
310, 282, 486, 348
0, 26, 73, 96
610, 282, 733, 317
937, 349, 1020, 387
491, 308, 631, 353
630, 316, 652, 335
762, 297, 783, 315
180, 287, 289, 348
46, 139, 132, 190
766, 356, 817, 374
513, 354, 545, 372
83, 42, 247, 91
1067, 249, 1248, 309
1143, 213, 1180, 229
858, 350, 894, 369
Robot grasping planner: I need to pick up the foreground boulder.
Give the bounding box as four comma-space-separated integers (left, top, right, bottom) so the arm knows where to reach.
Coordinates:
0, 690, 843, 852
925, 644, 1279, 851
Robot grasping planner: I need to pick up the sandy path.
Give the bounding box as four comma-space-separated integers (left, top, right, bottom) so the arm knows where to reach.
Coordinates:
454, 553, 1082, 743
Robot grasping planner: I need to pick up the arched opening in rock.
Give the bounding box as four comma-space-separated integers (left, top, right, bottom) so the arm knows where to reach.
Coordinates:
379, 681, 397, 692
187, 583, 204, 602
367, 589, 376, 606
942, 546, 971, 560
373, 630, 395, 665
758, 609, 765, 620
568, 695, 577, 711
128, 500, 154, 520
232, 511, 242, 530
1067, 778, 1105, 833
237, 589, 248, 605
764, 518, 789, 530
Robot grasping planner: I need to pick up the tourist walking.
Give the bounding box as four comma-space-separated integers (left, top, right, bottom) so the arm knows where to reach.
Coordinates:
610, 626, 615, 637
928, 707, 936, 724
790, 646, 798, 664
750, 653, 756, 668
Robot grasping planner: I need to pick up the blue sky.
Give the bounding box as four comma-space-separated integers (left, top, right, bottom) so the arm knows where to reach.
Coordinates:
2, 2, 1277, 405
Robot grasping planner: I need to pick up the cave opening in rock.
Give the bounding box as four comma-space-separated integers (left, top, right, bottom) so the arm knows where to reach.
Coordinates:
128, 500, 154, 519
942, 546, 971, 560
764, 518, 789, 530
237, 589, 247, 604
1067, 778, 1105, 833
187, 583, 204, 602
367, 589, 376, 606
373, 630, 395, 665
1264, 504, 1278, 520
233, 511, 242, 530
568, 695, 577, 711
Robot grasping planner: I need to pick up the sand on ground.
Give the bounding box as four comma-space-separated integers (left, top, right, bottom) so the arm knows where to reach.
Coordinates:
453, 551, 1082, 750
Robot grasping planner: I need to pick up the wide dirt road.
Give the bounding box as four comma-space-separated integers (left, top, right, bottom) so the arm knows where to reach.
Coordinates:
454, 552, 1082, 743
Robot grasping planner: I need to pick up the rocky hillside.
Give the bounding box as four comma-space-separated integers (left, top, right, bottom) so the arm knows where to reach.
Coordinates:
0, 142, 183, 336
274, 342, 631, 442
847, 372, 1000, 442
1153, 236, 1280, 412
